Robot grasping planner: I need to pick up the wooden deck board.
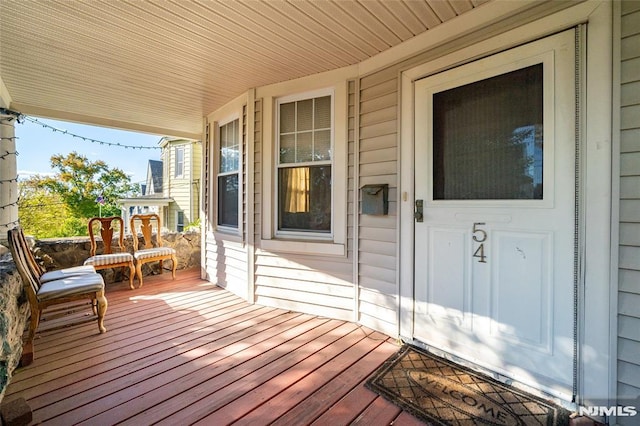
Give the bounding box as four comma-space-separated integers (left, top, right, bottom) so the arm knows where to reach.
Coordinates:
4, 268, 426, 425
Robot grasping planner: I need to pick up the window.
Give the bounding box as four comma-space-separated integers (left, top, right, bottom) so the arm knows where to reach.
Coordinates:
260, 81, 347, 256
432, 64, 544, 200
175, 147, 184, 178
217, 119, 240, 228
177, 211, 185, 232
277, 95, 332, 233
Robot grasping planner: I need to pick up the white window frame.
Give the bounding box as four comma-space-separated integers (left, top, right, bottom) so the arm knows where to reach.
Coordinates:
216, 115, 242, 233
206, 93, 247, 241
260, 77, 349, 257
174, 146, 185, 178
275, 90, 334, 239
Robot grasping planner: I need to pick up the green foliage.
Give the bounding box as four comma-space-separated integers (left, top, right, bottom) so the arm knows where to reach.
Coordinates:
17, 178, 84, 238
185, 217, 201, 231
18, 152, 138, 237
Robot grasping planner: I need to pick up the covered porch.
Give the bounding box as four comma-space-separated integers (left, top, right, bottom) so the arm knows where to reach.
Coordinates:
3, 268, 420, 425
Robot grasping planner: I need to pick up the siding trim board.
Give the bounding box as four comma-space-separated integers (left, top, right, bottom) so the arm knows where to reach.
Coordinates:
617, 0, 640, 419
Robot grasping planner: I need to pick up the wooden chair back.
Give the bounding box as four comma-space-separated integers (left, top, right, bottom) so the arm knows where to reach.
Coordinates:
8, 227, 43, 309
13, 227, 46, 277
130, 213, 164, 250
88, 217, 126, 256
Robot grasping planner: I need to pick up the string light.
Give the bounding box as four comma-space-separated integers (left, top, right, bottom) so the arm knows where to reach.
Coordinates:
0, 151, 18, 160
0, 202, 17, 210
21, 115, 161, 151
0, 219, 20, 228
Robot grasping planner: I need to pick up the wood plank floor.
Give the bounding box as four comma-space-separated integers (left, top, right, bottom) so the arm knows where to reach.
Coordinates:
4, 268, 426, 425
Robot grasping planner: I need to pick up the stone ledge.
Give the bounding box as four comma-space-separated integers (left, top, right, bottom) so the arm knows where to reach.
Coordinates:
0, 397, 32, 426
0, 254, 28, 405
34, 230, 201, 284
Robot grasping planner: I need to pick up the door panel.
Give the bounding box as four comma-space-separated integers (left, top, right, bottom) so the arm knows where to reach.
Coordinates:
413, 30, 576, 394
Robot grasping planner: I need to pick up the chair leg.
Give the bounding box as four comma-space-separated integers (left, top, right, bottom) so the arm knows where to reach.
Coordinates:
171, 254, 177, 280
28, 308, 41, 345
95, 291, 108, 333
91, 298, 97, 315
136, 262, 144, 288
128, 262, 135, 290
159, 259, 164, 275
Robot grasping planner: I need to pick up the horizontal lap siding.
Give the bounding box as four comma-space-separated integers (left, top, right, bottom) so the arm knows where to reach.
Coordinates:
204, 234, 248, 299
618, 1, 640, 417
254, 251, 354, 320
252, 84, 356, 321
358, 72, 399, 336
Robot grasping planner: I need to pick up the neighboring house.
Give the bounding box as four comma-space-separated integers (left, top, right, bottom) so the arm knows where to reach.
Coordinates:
119, 139, 201, 232
159, 137, 201, 232
1, 1, 638, 423
118, 159, 172, 233
200, 2, 633, 418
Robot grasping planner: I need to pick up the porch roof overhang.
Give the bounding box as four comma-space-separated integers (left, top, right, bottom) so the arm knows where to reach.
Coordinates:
0, 0, 580, 138
118, 196, 173, 207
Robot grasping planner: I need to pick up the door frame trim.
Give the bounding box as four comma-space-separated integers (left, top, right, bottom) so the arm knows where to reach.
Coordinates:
398, 1, 613, 406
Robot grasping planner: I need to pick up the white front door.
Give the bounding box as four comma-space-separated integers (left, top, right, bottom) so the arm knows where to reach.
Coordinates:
413, 30, 576, 396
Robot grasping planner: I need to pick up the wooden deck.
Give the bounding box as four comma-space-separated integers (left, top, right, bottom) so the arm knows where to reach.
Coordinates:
4, 268, 425, 425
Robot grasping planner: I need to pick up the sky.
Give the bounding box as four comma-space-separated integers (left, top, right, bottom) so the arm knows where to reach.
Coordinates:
14, 117, 163, 188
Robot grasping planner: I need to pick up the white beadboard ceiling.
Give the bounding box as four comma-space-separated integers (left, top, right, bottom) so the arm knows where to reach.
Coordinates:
0, 0, 492, 138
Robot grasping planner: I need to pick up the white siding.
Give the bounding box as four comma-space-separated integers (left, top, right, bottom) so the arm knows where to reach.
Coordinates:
252, 83, 356, 321
618, 1, 640, 416
205, 235, 249, 299
357, 71, 399, 336
204, 105, 249, 299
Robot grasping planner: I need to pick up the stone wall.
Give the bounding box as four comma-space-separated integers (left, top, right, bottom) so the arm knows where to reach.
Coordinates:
34, 230, 201, 284
0, 254, 28, 403
0, 230, 200, 404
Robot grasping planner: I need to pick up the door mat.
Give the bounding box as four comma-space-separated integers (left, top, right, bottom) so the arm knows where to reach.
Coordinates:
365, 345, 570, 426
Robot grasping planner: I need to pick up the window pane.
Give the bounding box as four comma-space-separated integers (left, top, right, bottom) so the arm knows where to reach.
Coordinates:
278, 166, 331, 232
175, 148, 184, 177
220, 120, 239, 173
280, 102, 295, 133
314, 96, 331, 128
280, 133, 296, 163
314, 130, 331, 161
177, 211, 184, 232
296, 132, 313, 163
297, 99, 313, 131
218, 174, 239, 227
433, 64, 543, 200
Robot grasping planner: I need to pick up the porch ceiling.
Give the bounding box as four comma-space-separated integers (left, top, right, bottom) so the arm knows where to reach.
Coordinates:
0, 0, 489, 139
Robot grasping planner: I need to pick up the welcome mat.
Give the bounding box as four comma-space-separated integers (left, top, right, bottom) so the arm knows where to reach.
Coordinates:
365, 345, 570, 426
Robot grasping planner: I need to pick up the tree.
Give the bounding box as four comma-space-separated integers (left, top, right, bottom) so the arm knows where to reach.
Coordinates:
17, 177, 85, 238
39, 152, 138, 219
18, 152, 138, 237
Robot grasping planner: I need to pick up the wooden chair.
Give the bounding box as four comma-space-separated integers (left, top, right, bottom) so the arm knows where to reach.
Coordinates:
84, 217, 136, 289
8, 227, 107, 364
11, 225, 97, 284
130, 213, 177, 287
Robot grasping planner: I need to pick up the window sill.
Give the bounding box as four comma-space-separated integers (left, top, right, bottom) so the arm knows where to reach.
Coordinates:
260, 239, 345, 257
213, 230, 243, 244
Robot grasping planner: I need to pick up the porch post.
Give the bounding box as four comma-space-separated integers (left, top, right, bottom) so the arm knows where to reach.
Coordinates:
0, 110, 18, 245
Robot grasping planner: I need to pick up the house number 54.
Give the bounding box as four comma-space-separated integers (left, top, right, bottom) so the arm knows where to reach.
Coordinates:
472, 222, 487, 263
